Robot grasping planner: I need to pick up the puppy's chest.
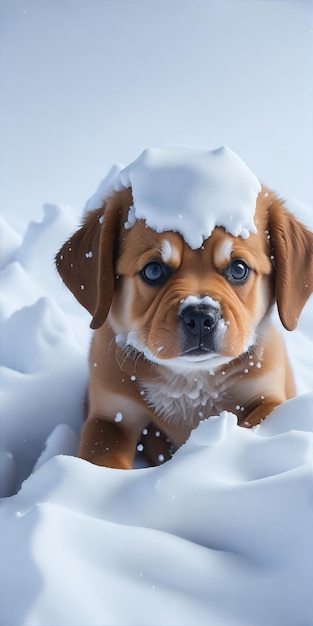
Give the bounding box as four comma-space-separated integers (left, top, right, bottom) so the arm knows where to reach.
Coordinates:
139, 370, 228, 428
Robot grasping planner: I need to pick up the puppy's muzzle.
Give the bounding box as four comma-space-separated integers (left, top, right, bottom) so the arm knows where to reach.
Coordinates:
180, 304, 220, 355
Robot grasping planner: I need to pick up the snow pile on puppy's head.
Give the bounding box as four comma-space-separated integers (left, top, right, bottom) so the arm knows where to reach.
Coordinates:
115, 146, 261, 249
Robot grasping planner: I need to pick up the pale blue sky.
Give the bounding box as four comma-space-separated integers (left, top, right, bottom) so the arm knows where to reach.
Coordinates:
1, 0, 312, 230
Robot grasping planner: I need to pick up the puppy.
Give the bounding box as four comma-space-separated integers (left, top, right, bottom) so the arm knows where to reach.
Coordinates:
56, 149, 313, 469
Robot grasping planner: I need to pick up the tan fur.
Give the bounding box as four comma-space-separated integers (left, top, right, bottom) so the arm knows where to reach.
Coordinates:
56, 186, 313, 469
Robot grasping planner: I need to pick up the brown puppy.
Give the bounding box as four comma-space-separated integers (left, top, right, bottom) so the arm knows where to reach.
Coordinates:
56, 165, 313, 469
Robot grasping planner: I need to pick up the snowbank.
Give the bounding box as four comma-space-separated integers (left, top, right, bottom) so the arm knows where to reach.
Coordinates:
1, 403, 313, 626
0, 204, 91, 496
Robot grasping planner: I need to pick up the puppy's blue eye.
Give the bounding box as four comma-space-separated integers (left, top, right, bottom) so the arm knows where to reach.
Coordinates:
226, 259, 251, 283
140, 261, 170, 285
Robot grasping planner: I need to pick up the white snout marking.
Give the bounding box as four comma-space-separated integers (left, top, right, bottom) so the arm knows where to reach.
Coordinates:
178, 294, 221, 315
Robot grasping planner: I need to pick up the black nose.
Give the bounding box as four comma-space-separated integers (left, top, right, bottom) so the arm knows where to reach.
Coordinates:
180, 304, 219, 338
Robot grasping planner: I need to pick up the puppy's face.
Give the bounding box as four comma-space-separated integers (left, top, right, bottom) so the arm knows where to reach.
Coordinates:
56, 185, 313, 371
108, 195, 273, 371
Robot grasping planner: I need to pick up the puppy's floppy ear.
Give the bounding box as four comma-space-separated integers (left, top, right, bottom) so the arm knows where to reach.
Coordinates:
56, 201, 121, 329
90, 202, 122, 330
268, 197, 313, 330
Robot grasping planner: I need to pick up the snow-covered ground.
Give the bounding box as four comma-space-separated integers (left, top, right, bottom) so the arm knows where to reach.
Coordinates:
1, 2, 313, 625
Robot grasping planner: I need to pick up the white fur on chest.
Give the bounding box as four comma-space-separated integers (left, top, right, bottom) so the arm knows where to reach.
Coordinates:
140, 369, 227, 428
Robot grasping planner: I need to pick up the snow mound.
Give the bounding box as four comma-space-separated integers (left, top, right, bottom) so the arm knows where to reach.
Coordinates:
1, 402, 313, 626
0, 207, 90, 497
115, 146, 260, 248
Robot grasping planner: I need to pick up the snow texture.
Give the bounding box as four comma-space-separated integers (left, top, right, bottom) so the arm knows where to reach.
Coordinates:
1, 405, 313, 626
115, 146, 260, 248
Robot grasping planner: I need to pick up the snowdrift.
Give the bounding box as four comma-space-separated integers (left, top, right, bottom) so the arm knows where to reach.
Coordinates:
1, 189, 313, 625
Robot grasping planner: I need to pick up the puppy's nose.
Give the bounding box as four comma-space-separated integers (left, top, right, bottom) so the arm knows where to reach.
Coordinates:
180, 305, 219, 337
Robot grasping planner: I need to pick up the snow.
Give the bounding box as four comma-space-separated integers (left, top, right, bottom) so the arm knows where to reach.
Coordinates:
1, 406, 313, 626
115, 146, 260, 248
0, 205, 90, 496
1, 2, 313, 625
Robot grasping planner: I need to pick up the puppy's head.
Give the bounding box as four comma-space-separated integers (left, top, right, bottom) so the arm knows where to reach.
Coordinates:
56, 183, 313, 372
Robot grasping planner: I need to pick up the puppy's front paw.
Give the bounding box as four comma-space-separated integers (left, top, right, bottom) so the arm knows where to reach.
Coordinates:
239, 400, 283, 428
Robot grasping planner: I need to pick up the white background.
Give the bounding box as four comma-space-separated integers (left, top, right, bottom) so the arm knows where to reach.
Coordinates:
1, 0, 312, 229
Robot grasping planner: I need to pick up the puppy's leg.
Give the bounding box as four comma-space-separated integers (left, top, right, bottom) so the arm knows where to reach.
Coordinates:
78, 418, 139, 469
238, 326, 297, 428
138, 423, 175, 466
239, 401, 285, 428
